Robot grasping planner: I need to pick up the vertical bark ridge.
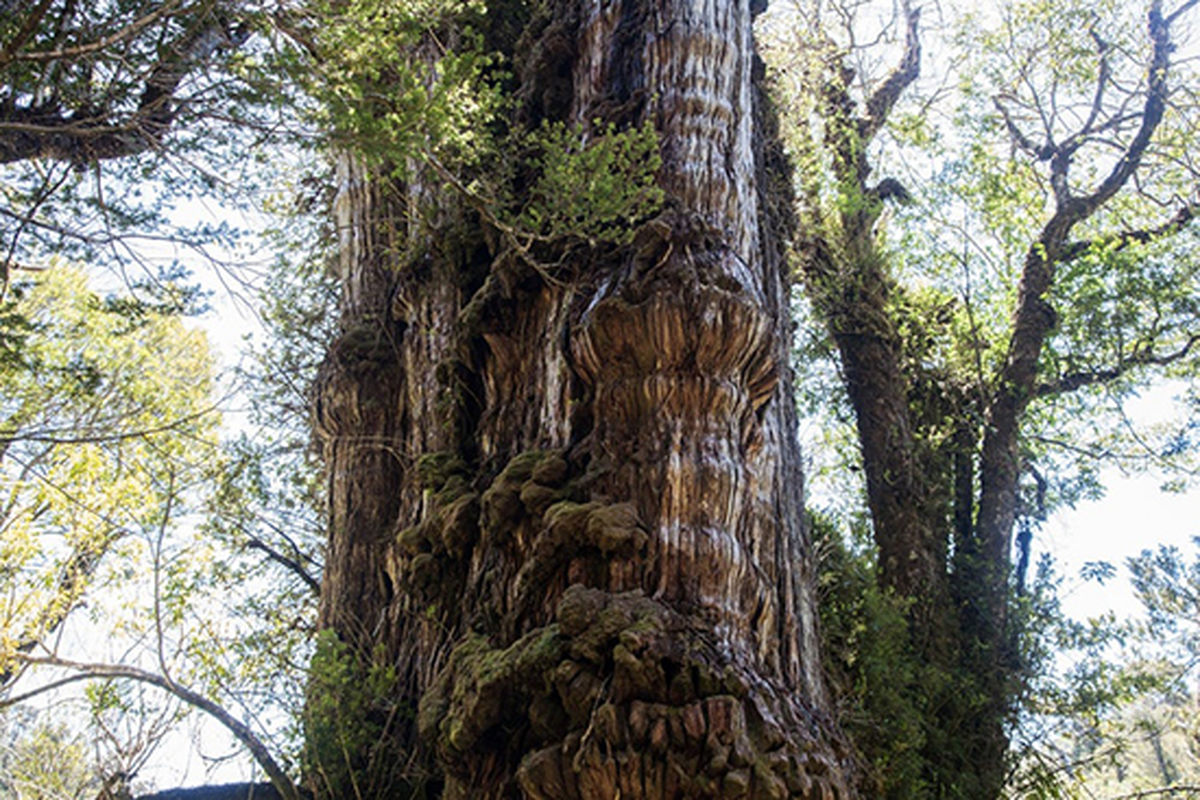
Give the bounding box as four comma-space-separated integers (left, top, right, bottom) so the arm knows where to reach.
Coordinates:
476, 284, 577, 459
573, 0, 761, 282
316, 154, 408, 644
753, 60, 826, 703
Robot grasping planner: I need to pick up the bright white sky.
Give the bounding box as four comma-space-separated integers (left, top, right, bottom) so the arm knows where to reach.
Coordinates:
1038, 384, 1199, 623
1048, 471, 1197, 621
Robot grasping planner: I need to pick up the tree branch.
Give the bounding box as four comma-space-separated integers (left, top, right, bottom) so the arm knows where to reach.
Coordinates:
1036, 333, 1200, 396
859, 1, 921, 144
1065, 27, 1112, 148
1167, 0, 1200, 25
0, 0, 56, 65
1108, 785, 1200, 800
0, 404, 222, 447
0, 529, 120, 688
245, 536, 321, 596
1067, 0, 1185, 223
3, 654, 302, 800
134, 784, 286, 800
2, 0, 181, 65
993, 95, 1053, 160
1061, 199, 1198, 261
0, 1, 246, 166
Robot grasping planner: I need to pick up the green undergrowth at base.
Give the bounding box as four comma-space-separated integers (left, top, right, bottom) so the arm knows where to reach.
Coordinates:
815, 513, 928, 798
303, 630, 419, 799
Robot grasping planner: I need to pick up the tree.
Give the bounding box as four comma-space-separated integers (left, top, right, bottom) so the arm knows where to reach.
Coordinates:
2, 0, 1197, 797
249, 0, 1200, 795
299, 0, 853, 797
0, 2, 310, 797
0, 264, 218, 684
761, 0, 1200, 793
0, 709, 98, 799
0, 0, 287, 316
0, 264, 312, 798
1068, 540, 1200, 797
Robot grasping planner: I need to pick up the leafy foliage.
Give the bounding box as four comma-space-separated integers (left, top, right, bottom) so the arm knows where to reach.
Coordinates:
283, 0, 663, 251
293, 0, 503, 171
1005, 541, 1200, 798
0, 710, 98, 799
0, 265, 218, 677
303, 630, 412, 799
1130, 540, 1200, 673
504, 120, 664, 246
767, 0, 1200, 794
0, 0, 300, 327
815, 515, 928, 798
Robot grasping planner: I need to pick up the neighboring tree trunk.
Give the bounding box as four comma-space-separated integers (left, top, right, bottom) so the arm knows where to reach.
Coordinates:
310, 0, 854, 797
795, 3, 1195, 796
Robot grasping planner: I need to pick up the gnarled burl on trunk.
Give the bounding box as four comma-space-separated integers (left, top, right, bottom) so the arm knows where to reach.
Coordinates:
310, 0, 854, 797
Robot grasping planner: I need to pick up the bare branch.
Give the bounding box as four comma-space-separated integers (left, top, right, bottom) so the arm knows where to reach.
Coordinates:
0, 404, 222, 447
1, 160, 69, 302
1036, 333, 1200, 396
1067, 0, 1190, 223
1075, 27, 1112, 143
859, 1, 921, 144
3, 654, 302, 800
1167, 0, 1200, 25
993, 95, 1053, 159
1108, 784, 1200, 799
245, 536, 321, 596
133, 783, 286, 799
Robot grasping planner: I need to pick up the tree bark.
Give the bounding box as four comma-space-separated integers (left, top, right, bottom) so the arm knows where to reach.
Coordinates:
309, 0, 853, 797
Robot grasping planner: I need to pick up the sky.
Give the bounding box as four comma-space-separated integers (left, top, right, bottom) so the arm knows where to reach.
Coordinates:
1048, 470, 1197, 621
986, 469, 1185, 622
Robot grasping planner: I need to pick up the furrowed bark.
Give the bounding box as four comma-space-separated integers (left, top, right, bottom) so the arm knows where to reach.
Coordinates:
310, 0, 853, 797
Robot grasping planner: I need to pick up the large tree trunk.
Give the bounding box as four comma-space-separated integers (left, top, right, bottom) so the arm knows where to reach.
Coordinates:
310, 0, 854, 797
